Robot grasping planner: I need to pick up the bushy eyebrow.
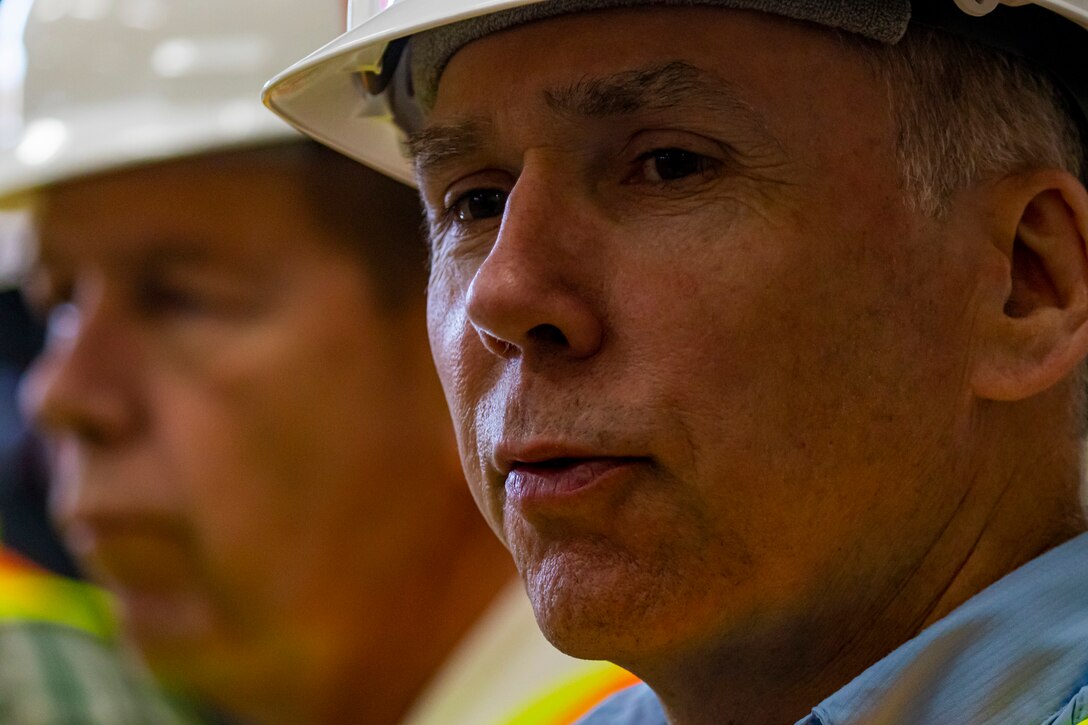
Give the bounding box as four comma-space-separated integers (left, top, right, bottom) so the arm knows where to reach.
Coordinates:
407, 119, 491, 181
407, 61, 780, 181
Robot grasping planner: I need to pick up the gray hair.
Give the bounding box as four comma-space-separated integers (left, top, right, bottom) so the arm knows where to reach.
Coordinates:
866, 25, 1084, 217
866, 27, 1087, 447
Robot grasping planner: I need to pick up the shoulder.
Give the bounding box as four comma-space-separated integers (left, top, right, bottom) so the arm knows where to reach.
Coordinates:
576, 683, 666, 725
0, 622, 201, 724
1042, 684, 1088, 725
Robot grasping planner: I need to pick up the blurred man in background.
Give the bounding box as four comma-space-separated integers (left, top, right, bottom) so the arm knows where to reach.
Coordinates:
1, 69, 199, 725
0, 0, 633, 722
265, 0, 1088, 723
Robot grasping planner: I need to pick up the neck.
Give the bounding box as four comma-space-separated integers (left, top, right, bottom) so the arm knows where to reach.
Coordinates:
640, 400, 1087, 725
211, 519, 515, 725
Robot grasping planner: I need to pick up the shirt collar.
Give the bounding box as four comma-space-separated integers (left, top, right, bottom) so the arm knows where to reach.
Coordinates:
798, 532, 1088, 725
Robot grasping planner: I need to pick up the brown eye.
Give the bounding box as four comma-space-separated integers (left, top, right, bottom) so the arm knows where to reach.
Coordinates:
453, 188, 507, 222
640, 148, 713, 182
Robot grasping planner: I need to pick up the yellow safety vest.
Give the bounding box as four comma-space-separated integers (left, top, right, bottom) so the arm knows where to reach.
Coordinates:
500, 664, 639, 725
0, 546, 116, 640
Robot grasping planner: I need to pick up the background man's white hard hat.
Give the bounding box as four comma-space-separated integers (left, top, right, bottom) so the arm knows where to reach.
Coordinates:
262, 0, 1088, 187
0, 0, 349, 199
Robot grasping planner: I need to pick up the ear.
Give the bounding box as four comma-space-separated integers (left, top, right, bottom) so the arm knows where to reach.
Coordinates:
970, 170, 1088, 402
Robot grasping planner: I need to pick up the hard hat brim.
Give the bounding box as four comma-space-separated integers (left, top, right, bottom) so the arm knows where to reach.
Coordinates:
0, 102, 304, 202
262, 0, 1088, 187
263, 0, 540, 187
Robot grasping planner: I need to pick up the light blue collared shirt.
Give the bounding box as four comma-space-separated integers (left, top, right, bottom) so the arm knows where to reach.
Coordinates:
578, 533, 1088, 725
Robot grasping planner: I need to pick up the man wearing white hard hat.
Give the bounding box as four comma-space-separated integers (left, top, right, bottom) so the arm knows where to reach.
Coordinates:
0, 0, 634, 723
266, 0, 1088, 723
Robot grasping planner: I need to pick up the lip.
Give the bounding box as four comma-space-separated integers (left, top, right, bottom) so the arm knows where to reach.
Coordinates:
64, 513, 186, 548
63, 515, 190, 586
497, 439, 649, 513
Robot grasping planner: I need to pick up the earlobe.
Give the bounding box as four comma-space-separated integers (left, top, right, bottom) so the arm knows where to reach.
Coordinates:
970, 170, 1088, 402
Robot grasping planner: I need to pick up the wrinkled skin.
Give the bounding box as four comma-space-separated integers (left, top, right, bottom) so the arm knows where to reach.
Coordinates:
416, 7, 1088, 723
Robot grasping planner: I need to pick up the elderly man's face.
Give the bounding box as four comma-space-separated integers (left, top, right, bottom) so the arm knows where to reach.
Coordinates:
419, 8, 992, 666
21, 149, 453, 699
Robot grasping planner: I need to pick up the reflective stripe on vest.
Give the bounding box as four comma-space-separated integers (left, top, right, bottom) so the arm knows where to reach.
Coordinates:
501, 662, 640, 725
0, 547, 116, 640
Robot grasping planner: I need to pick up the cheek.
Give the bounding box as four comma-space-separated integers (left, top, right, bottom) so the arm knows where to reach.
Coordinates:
151, 332, 371, 556
611, 223, 789, 405
617, 211, 973, 495
151, 377, 380, 642
426, 280, 469, 402
427, 275, 511, 535
152, 383, 293, 581
427, 275, 485, 449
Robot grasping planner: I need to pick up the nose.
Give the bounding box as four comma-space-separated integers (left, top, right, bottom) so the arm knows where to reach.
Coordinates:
21, 293, 143, 446
464, 168, 605, 361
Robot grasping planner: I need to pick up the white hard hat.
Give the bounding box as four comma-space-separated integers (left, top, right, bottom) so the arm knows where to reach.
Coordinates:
0, 0, 351, 198
262, 0, 1088, 187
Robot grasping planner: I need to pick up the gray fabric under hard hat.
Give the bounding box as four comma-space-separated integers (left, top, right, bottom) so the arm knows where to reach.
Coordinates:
410, 0, 912, 108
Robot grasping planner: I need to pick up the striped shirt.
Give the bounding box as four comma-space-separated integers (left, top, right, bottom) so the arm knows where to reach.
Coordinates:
0, 622, 201, 724
0, 547, 205, 724
579, 533, 1088, 725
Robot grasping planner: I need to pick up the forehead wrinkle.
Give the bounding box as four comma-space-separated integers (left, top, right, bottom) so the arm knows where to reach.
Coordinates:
411, 61, 781, 180
543, 60, 765, 126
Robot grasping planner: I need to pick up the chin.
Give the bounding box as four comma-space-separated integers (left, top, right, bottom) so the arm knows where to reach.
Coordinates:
116, 589, 221, 667
517, 523, 765, 671
132, 629, 247, 703
517, 535, 694, 664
